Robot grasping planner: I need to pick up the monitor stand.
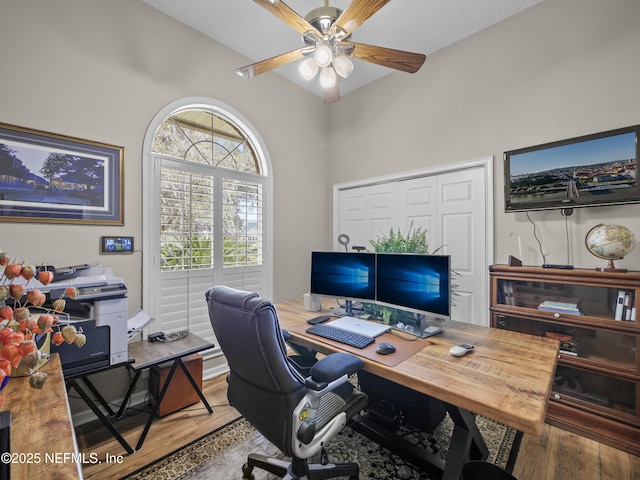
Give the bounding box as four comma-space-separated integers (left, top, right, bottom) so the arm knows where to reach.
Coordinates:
333, 300, 362, 317
344, 300, 353, 316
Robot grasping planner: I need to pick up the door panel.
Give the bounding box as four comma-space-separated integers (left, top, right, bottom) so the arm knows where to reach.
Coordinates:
338, 183, 398, 251
337, 164, 489, 325
399, 177, 436, 247
436, 169, 486, 325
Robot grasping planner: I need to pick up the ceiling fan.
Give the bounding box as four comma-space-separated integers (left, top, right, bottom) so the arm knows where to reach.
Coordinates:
236, 0, 427, 104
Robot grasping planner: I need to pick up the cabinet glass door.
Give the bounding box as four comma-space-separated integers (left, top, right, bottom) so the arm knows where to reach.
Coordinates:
553, 365, 638, 425
494, 314, 638, 372
496, 279, 637, 323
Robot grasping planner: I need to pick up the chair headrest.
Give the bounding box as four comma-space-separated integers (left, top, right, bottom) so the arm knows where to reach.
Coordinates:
206, 285, 260, 310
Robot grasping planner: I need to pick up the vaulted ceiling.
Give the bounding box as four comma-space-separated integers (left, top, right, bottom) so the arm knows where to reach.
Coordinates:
142, 0, 543, 98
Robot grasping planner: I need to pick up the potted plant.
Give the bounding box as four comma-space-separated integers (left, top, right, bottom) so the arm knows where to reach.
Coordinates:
364, 222, 459, 326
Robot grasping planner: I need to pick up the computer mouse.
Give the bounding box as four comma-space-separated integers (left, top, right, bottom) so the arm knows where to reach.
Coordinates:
376, 342, 396, 355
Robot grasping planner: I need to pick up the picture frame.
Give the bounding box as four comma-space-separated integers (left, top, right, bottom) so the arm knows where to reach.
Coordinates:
0, 123, 124, 225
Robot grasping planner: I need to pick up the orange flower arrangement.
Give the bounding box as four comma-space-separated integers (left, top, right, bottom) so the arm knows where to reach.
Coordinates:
0, 251, 87, 407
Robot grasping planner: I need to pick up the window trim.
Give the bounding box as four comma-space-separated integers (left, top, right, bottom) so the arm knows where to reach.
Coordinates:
142, 97, 273, 323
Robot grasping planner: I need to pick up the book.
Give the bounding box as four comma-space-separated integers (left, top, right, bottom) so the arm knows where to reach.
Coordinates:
538, 299, 581, 315
539, 300, 580, 310
615, 289, 636, 321
614, 290, 626, 320
623, 290, 634, 321
538, 306, 582, 315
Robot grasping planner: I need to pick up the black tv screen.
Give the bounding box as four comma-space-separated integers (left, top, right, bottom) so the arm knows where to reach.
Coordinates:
505, 125, 640, 212
376, 253, 451, 319
310, 252, 376, 302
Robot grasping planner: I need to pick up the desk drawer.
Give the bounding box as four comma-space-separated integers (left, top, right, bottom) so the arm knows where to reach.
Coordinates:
149, 353, 203, 417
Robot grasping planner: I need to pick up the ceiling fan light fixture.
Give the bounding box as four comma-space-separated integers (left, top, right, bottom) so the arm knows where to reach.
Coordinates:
240, 0, 427, 103
319, 66, 337, 89
333, 54, 354, 78
314, 44, 334, 68
299, 57, 319, 81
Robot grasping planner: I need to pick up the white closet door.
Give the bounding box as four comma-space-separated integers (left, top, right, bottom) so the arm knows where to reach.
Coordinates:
436, 168, 487, 325
338, 164, 489, 326
338, 183, 398, 251
398, 175, 436, 247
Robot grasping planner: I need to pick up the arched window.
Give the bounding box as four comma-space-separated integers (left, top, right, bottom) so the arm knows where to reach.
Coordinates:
142, 98, 272, 348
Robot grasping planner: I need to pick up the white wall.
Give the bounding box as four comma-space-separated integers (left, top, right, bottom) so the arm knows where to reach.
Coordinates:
0, 0, 331, 305
329, 0, 640, 270
1, 0, 639, 313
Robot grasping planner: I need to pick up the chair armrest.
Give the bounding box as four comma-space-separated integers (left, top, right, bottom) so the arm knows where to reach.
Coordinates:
306, 353, 363, 390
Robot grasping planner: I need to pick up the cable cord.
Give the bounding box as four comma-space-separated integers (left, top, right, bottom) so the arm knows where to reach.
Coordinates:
526, 212, 547, 264
564, 213, 571, 264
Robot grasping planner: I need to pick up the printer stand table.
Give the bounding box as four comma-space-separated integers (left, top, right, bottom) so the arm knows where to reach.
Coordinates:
117, 334, 214, 451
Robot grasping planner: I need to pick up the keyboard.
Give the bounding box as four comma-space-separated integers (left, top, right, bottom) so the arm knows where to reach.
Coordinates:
305, 324, 375, 349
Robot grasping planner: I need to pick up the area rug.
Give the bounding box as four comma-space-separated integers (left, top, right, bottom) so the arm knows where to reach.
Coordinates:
122, 414, 521, 480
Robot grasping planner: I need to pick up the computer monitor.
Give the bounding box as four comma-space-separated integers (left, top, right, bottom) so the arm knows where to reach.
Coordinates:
376, 253, 451, 320
310, 252, 376, 312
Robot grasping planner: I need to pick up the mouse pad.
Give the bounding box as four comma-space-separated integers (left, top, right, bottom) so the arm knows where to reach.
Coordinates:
286, 323, 430, 367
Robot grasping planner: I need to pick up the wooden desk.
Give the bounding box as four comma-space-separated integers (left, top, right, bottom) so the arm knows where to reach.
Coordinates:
117, 334, 214, 451
2, 354, 82, 480
276, 300, 560, 479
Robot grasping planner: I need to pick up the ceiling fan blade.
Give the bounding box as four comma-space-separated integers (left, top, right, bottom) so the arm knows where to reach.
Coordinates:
252, 0, 318, 35
330, 0, 391, 38
322, 83, 341, 104
347, 42, 426, 73
236, 47, 310, 78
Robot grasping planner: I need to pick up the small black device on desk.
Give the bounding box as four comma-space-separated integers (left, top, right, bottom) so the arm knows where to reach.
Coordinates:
307, 315, 331, 325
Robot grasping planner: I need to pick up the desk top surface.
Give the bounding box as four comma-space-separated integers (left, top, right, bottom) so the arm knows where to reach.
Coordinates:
128, 333, 214, 370
3, 354, 82, 479
276, 300, 560, 436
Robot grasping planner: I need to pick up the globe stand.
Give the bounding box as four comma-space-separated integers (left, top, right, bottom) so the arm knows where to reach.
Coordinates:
595, 258, 627, 273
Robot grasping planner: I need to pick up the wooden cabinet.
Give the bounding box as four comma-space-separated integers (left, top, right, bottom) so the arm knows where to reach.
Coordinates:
489, 265, 640, 455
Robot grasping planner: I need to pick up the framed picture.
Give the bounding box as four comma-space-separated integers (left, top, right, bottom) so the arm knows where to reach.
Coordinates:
0, 123, 124, 225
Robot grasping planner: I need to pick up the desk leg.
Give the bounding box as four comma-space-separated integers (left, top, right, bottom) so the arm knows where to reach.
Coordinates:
66, 379, 134, 455
177, 358, 213, 414
81, 376, 115, 416
135, 360, 178, 451
441, 403, 489, 480
135, 357, 213, 451
116, 369, 142, 419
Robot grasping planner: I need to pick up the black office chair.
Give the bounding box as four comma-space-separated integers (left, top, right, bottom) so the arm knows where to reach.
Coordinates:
205, 285, 369, 480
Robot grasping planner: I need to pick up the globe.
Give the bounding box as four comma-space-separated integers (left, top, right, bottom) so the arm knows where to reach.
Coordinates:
585, 224, 636, 272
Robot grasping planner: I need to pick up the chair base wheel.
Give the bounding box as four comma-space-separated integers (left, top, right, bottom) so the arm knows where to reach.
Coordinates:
242, 462, 255, 479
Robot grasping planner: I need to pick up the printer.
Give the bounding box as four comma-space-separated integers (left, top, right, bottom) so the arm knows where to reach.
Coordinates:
44, 264, 129, 375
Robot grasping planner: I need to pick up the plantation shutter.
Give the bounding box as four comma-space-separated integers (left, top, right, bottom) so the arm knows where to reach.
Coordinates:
156, 156, 266, 343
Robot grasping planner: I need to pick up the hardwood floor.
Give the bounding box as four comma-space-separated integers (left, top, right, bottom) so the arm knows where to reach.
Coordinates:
76, 374, 640, 480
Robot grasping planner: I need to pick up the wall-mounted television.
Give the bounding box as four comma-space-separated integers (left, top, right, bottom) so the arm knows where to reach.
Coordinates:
505, 124, 639, 212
